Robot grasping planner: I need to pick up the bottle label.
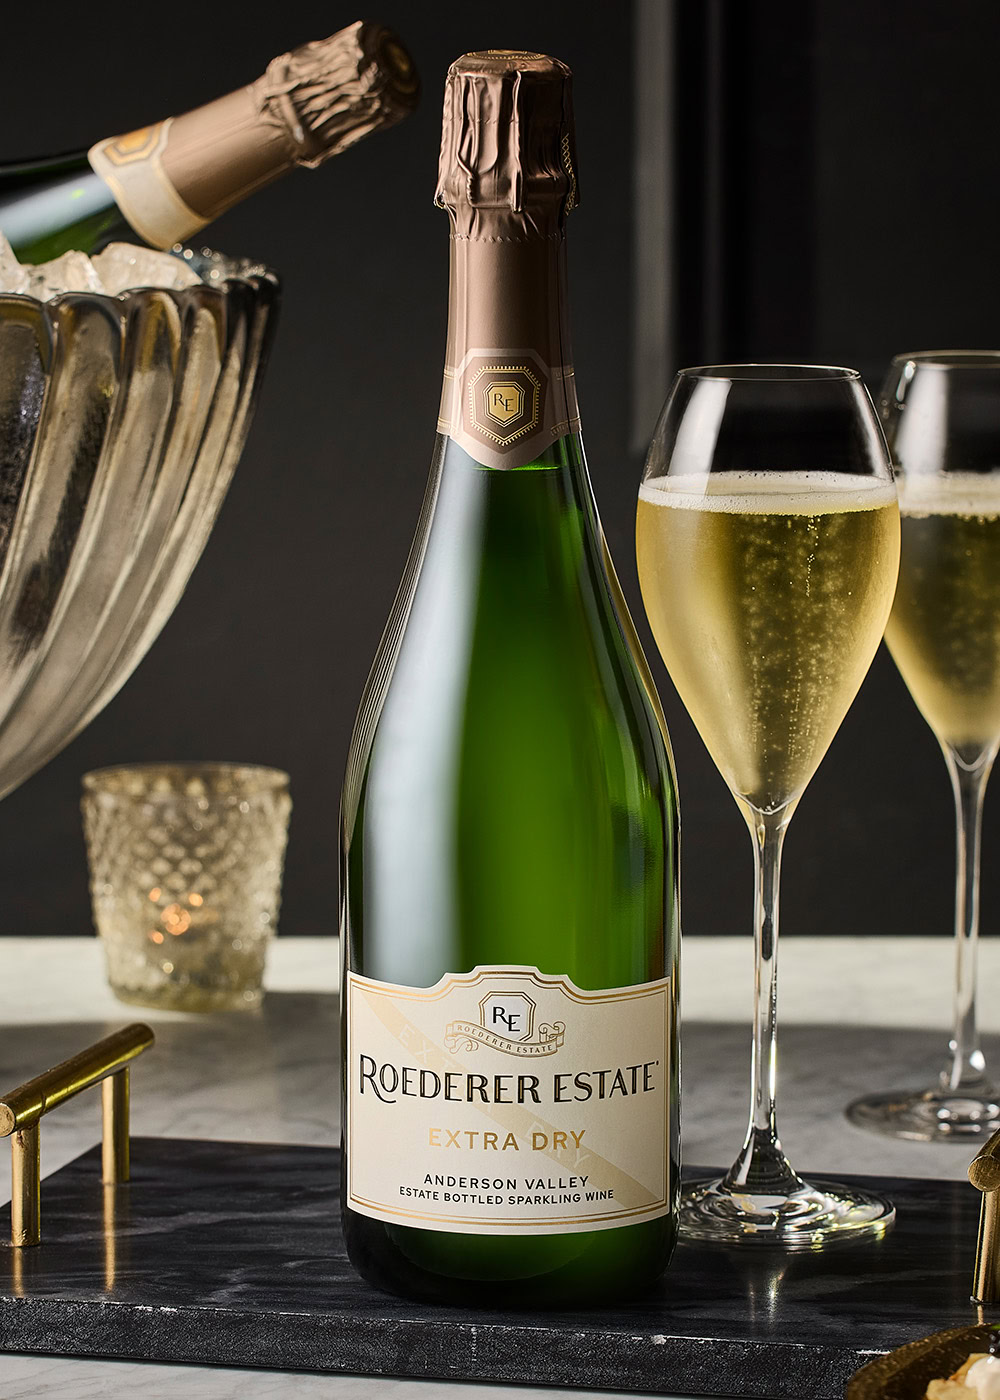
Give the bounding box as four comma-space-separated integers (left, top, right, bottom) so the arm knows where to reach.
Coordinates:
346, 965, 672, 1235
88, 122, 207, 251
437, 347, 580, 471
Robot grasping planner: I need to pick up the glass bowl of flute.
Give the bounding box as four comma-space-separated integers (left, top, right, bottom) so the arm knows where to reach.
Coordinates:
636, 363, 900, 1245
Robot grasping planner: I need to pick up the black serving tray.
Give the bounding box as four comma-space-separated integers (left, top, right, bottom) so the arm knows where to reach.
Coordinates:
0, 1138, 991, 1397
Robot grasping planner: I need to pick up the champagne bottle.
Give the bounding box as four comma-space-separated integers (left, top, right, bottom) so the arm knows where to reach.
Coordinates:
341, 49, 679, 1306
0, 21, 418, 264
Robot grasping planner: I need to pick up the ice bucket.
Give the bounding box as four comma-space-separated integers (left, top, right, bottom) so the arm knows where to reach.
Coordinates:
0, 249, 279, 800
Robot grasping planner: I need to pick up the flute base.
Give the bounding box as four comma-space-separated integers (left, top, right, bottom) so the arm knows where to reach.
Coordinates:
680, 1175, 896, 1247
847, 1085, 1000, 1141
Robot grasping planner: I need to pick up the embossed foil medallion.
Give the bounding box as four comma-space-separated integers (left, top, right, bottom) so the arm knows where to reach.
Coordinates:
468, 361, 541, 448
439, 349, 578, 470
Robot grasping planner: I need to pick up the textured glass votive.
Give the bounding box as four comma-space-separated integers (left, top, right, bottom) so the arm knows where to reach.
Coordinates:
82, 764, 291, 1012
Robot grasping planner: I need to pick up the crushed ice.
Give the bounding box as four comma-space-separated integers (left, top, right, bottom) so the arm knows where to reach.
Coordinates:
0, 233, 204, 300
28, 249, 105, 299
93, 243, 203, 294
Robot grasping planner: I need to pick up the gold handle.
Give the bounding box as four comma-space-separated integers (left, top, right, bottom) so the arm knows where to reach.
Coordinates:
969, 1126, 1000, 1302
0, 1023, 154, 1247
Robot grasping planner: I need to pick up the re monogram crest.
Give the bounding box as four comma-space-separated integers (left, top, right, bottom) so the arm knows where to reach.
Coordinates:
465, 360, 544, 449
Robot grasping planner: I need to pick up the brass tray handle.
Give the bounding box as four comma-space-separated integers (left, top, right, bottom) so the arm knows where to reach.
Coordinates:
0, 1023, 154, 1247
969, 1125, 1000, 1303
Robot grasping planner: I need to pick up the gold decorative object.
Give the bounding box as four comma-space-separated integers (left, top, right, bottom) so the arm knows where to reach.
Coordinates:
970, 1125, 1000, 1303
846, 1131, 1000, 1395
847, 1323, 1000, 1399
0, 1022, 154, 1247
82, 763, 291, 1011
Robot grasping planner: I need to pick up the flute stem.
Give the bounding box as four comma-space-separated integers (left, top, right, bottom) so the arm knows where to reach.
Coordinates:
942, 743, 996, 1096
724, 805, 803, 1197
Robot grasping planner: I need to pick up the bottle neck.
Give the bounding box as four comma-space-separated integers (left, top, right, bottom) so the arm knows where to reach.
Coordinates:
87, 97, 302, 252
85, 22, 417, 253
437, 231, 580, 472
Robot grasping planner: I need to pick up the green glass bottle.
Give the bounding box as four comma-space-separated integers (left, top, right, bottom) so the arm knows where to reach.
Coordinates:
340, 50, 679, 1306
0, 22, 417, 264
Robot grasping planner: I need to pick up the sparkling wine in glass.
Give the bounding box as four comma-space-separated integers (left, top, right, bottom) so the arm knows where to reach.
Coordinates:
848, 352, 1000, 1142
637, 364, 900, 1245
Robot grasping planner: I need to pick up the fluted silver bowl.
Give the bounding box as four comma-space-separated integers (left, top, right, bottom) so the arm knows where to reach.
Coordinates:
0, 250, 279, 801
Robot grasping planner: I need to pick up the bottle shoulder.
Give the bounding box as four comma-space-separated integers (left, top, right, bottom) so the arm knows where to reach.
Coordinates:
345, 437, 674, 821
0, 163, 132, 262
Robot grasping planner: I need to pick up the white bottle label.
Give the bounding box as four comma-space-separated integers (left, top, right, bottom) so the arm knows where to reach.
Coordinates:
345, 965, 672, 1235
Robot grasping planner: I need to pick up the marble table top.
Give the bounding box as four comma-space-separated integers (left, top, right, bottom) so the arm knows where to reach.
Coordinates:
1, 934, 997, 1397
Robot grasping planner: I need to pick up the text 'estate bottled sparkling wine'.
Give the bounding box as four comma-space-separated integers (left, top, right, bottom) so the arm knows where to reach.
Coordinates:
0, 21, 418, 263
340, 50, 680, 1305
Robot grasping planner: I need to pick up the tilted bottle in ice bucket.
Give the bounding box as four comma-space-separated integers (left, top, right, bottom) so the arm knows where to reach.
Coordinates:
340, 50, 679, 1305
0, 28, 417, 805
0, 19, 419, 264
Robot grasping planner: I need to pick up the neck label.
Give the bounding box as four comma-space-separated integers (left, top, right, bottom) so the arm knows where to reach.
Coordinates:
438, 347, 579, 470
88, 122, 207, 250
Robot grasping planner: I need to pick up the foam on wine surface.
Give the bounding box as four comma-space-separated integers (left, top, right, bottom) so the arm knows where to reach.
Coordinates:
638, 470, 898, 514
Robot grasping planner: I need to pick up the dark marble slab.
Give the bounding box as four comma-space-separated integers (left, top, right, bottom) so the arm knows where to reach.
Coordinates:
0, 1138, 992, 1397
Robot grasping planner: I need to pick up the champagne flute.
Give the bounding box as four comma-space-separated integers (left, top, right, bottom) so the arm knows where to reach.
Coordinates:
637, 364, 900, 1245
848, 352, 1000, 1141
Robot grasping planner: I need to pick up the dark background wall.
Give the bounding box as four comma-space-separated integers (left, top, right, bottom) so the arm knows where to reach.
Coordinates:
0, 0, 998, 944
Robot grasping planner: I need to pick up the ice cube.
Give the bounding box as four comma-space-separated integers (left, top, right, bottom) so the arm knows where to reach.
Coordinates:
92, 243, 203, 295
27, 250, 105, 300
0, 232, 30, 295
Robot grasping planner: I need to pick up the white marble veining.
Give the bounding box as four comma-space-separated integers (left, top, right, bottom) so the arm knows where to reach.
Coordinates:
1, 933, 995, 1396
5, 933, 996, 1028
0, 1355, 702, 1400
